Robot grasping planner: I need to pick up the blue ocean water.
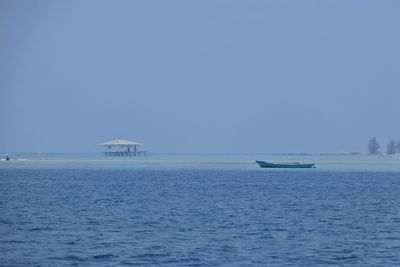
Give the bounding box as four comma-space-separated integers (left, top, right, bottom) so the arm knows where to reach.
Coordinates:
1, 154, 400, 266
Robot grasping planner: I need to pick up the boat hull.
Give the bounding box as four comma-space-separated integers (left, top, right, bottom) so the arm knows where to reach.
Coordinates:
256, 161, 315, 169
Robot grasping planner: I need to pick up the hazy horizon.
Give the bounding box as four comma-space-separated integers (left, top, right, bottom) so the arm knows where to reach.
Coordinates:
1, 1, 399, 154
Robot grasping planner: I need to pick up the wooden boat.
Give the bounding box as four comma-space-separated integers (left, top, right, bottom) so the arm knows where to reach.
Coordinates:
256, 161, 315, 169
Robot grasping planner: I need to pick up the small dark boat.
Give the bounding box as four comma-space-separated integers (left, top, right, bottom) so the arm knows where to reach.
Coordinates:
256, 161, 315, 169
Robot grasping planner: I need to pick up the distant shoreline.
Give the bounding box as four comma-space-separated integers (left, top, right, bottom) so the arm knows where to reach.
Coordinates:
1, 152, 400, 156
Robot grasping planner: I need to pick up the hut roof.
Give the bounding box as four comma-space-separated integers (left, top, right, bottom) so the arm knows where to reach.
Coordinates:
99, 139, 143, 146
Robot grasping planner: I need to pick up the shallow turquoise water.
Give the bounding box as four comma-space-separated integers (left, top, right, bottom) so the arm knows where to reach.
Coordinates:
1, 153, 400, 172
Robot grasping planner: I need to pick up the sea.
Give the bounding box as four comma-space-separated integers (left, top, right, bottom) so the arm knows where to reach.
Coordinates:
1, 153, 400, 266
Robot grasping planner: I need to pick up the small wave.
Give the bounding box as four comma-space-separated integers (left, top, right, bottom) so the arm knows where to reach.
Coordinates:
0, 219, 13, 225
0, 240, 36, 244
118, 260, 137, 266
333, 254, 359, 261
48, 255, 86, 262
130, 252, 170, 259
28, 227, 53, 232
92, 253, 118, 259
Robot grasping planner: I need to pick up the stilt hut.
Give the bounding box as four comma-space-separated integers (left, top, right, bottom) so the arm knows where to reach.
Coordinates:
99, 139, 146, 157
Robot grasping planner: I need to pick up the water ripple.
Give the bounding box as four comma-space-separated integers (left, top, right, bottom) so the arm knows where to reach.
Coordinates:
1, 169, 400, 266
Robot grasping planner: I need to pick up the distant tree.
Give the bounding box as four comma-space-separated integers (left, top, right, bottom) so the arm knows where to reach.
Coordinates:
397, 140, 400, 153
368, 137, 380, 155
387, 140, 397, 155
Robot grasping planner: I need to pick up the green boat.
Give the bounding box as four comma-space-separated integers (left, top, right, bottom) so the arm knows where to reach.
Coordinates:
256, 161, 315, 169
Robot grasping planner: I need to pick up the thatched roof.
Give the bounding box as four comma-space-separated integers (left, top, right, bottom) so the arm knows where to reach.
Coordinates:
99, 139, 143, 146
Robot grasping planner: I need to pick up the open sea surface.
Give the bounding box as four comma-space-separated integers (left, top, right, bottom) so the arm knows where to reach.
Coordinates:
1, 154, 400, 266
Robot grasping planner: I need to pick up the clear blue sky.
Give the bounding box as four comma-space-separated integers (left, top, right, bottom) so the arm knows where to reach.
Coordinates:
1, 0, 399, 153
